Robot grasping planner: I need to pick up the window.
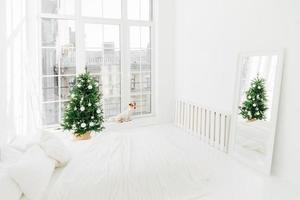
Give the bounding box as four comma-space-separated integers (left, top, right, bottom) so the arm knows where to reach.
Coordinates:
40, 0, 153, 126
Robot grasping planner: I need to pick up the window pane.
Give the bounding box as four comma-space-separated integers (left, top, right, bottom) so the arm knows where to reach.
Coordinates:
140, 0, 150, 21
42, 48, 58, 75
142, 94, 151, 114
103, 97, 121, 118
82, 0, 121, 18
85, 24, 103, 48
60, 48, 76, 75
42, 19, 57, 46
128, 0, 151, 21
82, 0, 102, 17
42, 48, 76, 76
140, 49, 151, 71
60, 76, 75, 100
41, 0, 57, 14
103, 0, 121, 19
42, 0, 75, 15
130, 50, 140, 72
130, 95, 142, 115
130, 94, 151, 115
61, 101, 69, 120
130, 73, 150, 94
130, 73, 141, 93
102, 49, 121, 97
92, 74, 102, 86
141, 72, 151, 92
128, 0, 139, 20
42, 19, 76, 47
43, 77, 59, 101
60, 20, 76, 47
102, 74, 121, 97
103, 49, 120, 69
42, 103, 59, 125
104, 25, 120, 49
130, 26, 150, 49
86, 50, 103, 74
104, 53, 121, 96
141, 27, 150, 48
129, 26, 140, 48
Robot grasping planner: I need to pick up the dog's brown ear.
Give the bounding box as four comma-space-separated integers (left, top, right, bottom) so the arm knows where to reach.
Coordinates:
133, 102, 136, 106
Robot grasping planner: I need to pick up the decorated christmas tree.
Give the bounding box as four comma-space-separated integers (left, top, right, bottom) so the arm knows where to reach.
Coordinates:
62, 72, 104, 138
239, 75, 268, 121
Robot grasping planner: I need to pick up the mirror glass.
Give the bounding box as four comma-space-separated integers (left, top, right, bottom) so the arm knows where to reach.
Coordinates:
233, 51, 283, 174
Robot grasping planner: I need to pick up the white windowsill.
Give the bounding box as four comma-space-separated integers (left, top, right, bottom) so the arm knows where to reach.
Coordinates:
44, 114, 158, 133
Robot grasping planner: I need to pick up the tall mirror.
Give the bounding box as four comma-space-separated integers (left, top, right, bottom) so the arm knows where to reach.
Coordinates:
232, 50, 284, 174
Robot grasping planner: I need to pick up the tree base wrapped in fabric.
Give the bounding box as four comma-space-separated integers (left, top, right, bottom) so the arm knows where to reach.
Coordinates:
74, 132, 91, 141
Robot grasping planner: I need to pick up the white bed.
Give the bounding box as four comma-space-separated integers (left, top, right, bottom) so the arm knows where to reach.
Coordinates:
44, 124, 217, 200
4, 123, 300, 200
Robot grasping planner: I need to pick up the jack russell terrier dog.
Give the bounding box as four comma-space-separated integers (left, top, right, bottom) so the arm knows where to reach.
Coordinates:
109, 102, 137, 123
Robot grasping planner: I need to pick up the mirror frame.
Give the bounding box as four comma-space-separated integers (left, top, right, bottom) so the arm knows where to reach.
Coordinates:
230, 50, 284, 174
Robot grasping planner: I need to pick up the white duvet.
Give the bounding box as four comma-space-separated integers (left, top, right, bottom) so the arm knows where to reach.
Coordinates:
47, 125, 214, 200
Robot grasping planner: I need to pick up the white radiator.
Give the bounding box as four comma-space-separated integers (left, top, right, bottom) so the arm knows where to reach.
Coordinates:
175, 100, 232, 153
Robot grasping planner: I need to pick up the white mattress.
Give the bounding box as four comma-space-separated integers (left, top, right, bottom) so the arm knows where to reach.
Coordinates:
43, 124, 222, 200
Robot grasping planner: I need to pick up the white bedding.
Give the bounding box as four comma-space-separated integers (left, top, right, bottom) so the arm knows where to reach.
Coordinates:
20, 168, 64, 200
46, 125, 216, 200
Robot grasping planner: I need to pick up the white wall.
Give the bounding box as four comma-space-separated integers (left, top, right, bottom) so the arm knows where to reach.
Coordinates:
154, 0, 175, 123
174, 0, 300, 186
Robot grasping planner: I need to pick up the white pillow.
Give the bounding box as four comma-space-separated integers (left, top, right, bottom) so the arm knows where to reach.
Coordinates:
40, 131, 71, 167
0, 168, 22, 200
0, 145, 23, 164
7, 145, 56, 200
9, 135, 40, 152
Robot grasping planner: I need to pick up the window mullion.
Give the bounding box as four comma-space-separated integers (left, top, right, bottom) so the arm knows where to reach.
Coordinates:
75, 0, 85, 74
101, 0, 104, 17
57, 42, 62, 122
121, 0, 129, 112
150, 24, 155, 117
40, 13, 76, 20
139, 27, 143, 114
150, 0, 153, 21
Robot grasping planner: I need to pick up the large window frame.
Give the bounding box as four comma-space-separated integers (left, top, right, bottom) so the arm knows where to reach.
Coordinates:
39, 0, 155, 127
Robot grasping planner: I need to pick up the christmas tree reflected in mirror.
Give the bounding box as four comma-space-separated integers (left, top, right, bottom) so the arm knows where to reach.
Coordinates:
233, 51, 284, 174
239, 75, 268, 122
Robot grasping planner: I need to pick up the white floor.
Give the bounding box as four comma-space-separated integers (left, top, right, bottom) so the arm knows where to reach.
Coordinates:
105, 124, 300, 200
